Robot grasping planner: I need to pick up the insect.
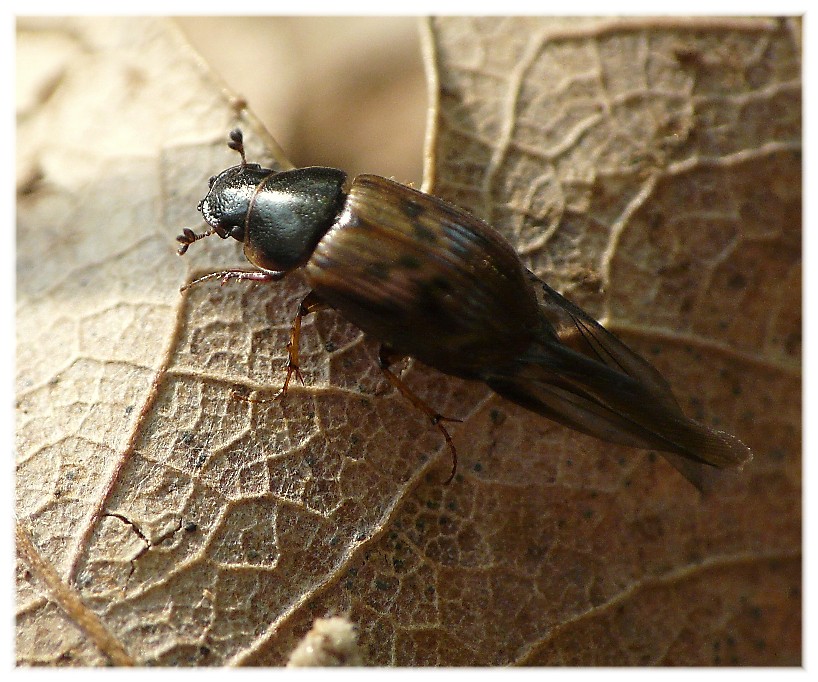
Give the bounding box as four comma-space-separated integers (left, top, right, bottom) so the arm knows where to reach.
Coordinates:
177, 129, 752, 487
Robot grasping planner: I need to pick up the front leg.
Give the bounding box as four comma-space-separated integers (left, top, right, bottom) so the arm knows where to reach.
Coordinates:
180, 269, 286, 292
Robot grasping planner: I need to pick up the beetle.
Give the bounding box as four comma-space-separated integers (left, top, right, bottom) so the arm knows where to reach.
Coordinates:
177, 129, 752, 487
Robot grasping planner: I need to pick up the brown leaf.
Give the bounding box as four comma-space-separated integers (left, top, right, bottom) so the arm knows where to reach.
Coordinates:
16, 16, 800, 666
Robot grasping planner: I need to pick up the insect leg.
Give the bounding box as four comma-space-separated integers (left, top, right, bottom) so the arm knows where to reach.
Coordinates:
377, 345, 461, 484
232, 290, 328, 406
281, 291, 327, 396
180, 269, 285, 292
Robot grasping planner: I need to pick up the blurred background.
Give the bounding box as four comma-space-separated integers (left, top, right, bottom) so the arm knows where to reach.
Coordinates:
175, 17, 427, 185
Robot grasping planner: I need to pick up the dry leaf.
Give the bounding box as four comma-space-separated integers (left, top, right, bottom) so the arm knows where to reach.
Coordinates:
15, 16, 800, 666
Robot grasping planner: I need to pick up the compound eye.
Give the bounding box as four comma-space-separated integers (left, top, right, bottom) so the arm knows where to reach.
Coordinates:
228, 225, 245, 242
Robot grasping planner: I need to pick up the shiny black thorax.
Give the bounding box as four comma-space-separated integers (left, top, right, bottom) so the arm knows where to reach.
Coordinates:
199, 163, 347, 272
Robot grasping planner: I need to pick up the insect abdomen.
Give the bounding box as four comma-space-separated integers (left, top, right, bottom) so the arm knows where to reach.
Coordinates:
305, 174, 541, 377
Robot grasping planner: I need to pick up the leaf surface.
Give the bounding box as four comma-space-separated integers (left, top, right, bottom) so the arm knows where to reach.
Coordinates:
16, 16, 800, 666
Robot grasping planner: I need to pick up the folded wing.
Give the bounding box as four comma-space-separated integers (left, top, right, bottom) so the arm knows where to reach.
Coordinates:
482, 272, 752, 488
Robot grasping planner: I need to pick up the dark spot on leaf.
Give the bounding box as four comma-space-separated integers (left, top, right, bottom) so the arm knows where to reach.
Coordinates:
785, 331, 801, 355
674, 48, 704, 68
768, 447, 786, 462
